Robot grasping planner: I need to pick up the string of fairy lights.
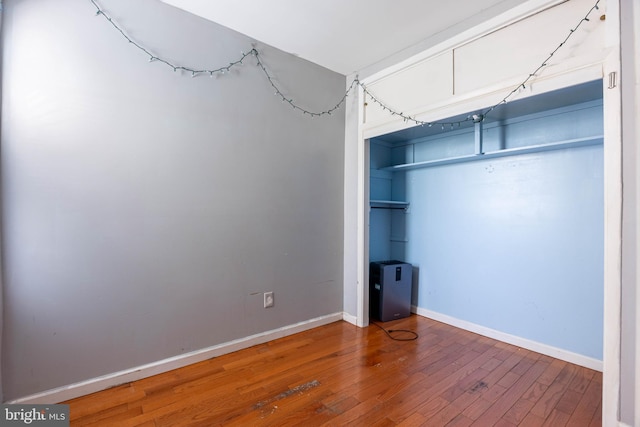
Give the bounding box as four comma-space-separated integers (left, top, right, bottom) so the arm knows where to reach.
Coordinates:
90, 0, 601, 127
359, 0, 602, 128
89, 0, 355, 118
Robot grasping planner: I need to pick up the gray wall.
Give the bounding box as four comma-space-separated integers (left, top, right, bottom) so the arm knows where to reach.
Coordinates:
1, 0, 345, 400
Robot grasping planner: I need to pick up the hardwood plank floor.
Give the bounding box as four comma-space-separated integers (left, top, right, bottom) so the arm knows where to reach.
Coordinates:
64, 315, 602, 426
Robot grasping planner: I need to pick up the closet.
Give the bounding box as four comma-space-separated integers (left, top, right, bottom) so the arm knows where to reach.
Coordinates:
368, 80, 604, 362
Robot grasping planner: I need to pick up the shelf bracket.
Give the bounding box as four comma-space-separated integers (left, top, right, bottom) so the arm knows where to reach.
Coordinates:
474, 115, 484, 155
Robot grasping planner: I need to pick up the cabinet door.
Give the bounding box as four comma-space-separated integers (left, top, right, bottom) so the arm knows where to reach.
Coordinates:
454, 0, 604, 96
365, 51, 453, 127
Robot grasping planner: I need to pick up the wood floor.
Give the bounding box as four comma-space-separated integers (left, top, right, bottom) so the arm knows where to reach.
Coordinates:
65, 315, 602, 426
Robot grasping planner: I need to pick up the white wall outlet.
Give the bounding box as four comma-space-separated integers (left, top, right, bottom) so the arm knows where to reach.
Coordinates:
263, 291, 274, 308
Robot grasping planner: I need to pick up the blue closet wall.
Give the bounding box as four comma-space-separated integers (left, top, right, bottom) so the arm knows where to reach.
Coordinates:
370, 96, 604, 360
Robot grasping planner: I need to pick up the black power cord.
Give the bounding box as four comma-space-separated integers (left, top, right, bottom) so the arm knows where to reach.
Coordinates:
370, 320, 419, 341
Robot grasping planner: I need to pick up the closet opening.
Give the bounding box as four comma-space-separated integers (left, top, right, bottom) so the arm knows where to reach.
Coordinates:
367, 79, 604, 368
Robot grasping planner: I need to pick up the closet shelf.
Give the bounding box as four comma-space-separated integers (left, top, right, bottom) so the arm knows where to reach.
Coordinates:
381, 135, 603, 172
370, 200, 409, 210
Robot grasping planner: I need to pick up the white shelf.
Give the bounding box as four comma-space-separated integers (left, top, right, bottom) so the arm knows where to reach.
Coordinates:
381, 135, 603, 171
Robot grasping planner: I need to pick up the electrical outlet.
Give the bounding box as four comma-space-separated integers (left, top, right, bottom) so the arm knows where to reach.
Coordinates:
264, 291, 274, 308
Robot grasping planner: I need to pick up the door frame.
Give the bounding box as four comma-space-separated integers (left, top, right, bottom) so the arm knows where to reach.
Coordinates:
347, 1, 624, 424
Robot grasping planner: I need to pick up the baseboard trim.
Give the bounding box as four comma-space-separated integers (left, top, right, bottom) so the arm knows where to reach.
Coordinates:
342, 312, 358, 326
7, 312, 344, 404
413, 306, 603, 372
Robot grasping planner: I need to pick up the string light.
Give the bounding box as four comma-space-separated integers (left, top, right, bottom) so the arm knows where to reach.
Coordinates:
90, 0, 357, 117
475, 1, 602, 123
358, 0, 601, 128
90, 0, 601, 125
90, 1, 255, 79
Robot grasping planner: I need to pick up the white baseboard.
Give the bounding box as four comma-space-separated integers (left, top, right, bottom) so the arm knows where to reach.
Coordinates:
7, 312, 344, 404
413, 306, 603, 372
342, 312, 358, 326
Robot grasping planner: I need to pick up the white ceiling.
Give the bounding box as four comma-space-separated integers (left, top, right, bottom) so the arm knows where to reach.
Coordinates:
159, 0, 524, 75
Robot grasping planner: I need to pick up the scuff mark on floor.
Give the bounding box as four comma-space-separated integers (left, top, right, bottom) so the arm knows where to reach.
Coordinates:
469, 380, 488, 393
253, 380, 321, 411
